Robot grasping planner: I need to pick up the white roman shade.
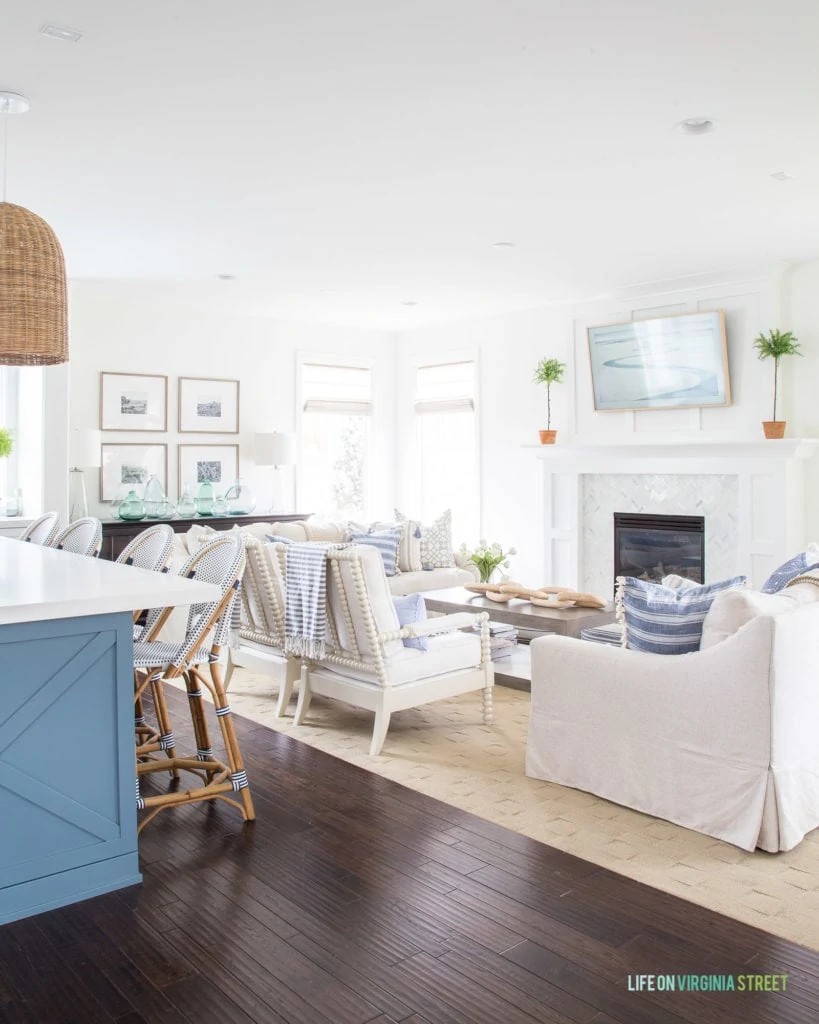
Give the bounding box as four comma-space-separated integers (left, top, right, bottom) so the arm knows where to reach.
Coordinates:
302, 362, 373, 414
414, 361, 475, 414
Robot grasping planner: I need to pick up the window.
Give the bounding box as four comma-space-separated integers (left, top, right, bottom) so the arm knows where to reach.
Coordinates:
0, 366, 44, 516
415, 360, 478, 544
299, 360, 372, 520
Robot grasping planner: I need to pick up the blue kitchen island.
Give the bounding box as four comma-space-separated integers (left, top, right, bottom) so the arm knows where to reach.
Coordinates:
0, 537, 218, 925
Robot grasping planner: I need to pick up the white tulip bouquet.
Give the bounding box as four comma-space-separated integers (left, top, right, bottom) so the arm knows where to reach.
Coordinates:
459, 539, 517, 583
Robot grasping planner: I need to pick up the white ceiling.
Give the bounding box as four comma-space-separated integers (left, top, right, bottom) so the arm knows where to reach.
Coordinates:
3, 1, 819, 329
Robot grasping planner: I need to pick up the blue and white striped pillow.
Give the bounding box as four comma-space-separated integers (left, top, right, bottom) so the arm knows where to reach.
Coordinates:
348, 525, 402, 577
616, 575, 747, 655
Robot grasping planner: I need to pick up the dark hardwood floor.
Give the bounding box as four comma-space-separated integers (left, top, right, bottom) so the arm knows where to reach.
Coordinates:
2, 687, 818, 1024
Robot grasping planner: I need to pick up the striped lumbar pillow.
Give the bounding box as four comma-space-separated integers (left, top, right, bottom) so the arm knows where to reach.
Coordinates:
616, 574, 747, 655
348, 525, 403, 577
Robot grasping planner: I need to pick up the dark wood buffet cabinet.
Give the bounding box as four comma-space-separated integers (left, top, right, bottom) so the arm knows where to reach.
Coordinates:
100, 512, 310, 561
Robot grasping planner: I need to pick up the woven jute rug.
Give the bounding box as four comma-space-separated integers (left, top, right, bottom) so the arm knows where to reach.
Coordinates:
226, 668, 819, 951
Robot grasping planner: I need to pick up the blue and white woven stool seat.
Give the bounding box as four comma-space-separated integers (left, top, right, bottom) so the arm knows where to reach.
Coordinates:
133, 641, 218, 669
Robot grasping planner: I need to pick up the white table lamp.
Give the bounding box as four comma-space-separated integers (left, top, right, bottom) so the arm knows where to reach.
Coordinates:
69, 429, 101, 521
255, 432, 294, 511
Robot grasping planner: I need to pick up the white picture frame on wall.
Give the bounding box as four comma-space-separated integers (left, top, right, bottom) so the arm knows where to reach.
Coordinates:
178, 377, 240, 433
586, 309, 731, 412
178, 443, 239, 494
100, 443, 168, 501
100, 372, 168, 431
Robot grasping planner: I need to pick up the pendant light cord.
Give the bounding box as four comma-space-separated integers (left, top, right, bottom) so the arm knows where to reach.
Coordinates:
1, 101, 8, 201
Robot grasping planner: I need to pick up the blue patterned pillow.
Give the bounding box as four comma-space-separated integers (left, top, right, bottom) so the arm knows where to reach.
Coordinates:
348, 525, 402, 577
616, 575, 747, 655
392, 593, 429, 650
761, 552, 819, 594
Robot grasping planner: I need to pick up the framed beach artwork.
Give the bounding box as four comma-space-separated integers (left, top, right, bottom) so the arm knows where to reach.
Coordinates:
100, 443, 167, 501
100, 372, 168, 431
178, 443, 239, 494
587, 310, 731, 412
178, 377, 240, 433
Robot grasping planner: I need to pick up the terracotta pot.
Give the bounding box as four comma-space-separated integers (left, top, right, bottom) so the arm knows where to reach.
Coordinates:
762, 421, 786, 440
538, 429, 558, 445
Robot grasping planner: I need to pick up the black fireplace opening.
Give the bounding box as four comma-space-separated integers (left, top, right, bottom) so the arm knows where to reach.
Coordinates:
614, 513, 705, 587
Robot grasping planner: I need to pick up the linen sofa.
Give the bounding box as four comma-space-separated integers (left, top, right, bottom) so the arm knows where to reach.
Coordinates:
526, 587, 819, 851
170, 518, 478, 595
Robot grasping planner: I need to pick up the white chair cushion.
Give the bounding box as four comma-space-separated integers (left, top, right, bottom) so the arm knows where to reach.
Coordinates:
321, 630, 481, 686
388, 567, 474, 596
327, 544, 404, 659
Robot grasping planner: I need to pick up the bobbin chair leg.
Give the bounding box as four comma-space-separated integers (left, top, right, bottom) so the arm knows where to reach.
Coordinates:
294, 662, 312, 725
275, 658, 299, 717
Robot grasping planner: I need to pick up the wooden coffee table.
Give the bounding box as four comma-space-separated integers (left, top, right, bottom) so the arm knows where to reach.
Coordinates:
422, 586, 617, 691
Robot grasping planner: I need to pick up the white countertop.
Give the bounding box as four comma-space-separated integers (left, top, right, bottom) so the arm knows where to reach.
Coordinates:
0, 537, 220, 626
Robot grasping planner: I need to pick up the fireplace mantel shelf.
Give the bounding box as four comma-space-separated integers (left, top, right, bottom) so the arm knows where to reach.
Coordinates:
534, 437, 819, 593
526, 438, 819, 461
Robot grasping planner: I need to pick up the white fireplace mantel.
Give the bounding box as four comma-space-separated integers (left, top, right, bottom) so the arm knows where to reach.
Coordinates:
528, 439, 819, 592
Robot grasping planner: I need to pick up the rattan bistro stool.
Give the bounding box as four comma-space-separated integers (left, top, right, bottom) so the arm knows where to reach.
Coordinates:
133, 533, 254, 831
115, 524, 176, 752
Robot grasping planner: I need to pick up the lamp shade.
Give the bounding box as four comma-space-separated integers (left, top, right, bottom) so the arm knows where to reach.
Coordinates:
255, 432, 294, 467
0, 202, 68, 366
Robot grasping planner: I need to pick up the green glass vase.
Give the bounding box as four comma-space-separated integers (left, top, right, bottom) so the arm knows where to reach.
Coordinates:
118, 490, 146, 521
195, 480, 214, 516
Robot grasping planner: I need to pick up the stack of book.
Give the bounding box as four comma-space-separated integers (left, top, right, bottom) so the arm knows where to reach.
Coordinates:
471, 620, 518, 660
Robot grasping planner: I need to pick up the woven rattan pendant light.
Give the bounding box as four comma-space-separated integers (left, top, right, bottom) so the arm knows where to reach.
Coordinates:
0, 91, 68, 365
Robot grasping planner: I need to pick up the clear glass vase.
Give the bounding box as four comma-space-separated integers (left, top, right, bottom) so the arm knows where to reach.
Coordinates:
118, 490, 146, 521
143, 475, 168, 519
224, 478, 256, 515
177, 484, 197, 517
195, 480, 214, 516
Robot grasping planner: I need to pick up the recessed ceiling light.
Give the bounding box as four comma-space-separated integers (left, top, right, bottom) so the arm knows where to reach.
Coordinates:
675, 117, 716, 136
39, 23, 83, 42
492, 241, 516, 248
401, 300, 418, 306
770, 171, 795, 181
216, 273, 236, 281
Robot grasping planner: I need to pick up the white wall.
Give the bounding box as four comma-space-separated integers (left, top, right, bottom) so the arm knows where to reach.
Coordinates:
395, 305, 572, 583
783, 260, 819, 438
394, 270, 807, 584
68, 281, 397, 520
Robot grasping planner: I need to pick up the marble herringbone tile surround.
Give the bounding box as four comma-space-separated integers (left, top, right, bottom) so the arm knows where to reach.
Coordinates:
582, 473, 739, 595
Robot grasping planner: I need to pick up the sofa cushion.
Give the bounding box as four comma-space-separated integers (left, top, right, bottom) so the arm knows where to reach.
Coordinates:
616, 574, 747, 655
387, 566, 474, 596
701, 581, 819, 649
371, 519, 422, 572
304, 520, 346, 542
395, 508, 454, 568
348, 526, 402, 576
392, 593, 429, 651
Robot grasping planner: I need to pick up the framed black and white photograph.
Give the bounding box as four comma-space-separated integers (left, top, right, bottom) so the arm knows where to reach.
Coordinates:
178, 443, 239, 494
178, 377, 240, 433
100, 372, 168, 431
100, 443, 168, 501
